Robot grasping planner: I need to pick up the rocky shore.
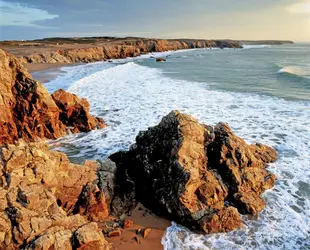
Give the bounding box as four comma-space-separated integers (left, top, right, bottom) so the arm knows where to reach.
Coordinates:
0, 49, 278, 249
0, 49, 105, 144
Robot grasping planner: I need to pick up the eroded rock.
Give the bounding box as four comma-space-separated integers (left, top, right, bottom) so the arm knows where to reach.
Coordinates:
52, 89, 106, 133
0, 141, 111, 249
110, 111, 277, 233
0, 49, 105, 145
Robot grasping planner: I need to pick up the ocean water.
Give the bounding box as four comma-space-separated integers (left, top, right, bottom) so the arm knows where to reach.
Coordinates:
44, 44, 310, 249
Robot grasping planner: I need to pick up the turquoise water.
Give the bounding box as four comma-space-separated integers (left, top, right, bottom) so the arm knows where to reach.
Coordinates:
43, 44, 310, 250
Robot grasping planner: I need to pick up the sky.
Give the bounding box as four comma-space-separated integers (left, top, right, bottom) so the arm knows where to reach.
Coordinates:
0, 0, 309, 41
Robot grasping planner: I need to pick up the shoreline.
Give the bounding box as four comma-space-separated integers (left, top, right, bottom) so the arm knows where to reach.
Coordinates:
25, 48, 201, 83
25, 46, 247, 83
25, 59, 172, 250
27, 62, 84, 83
28, 63, 71, 83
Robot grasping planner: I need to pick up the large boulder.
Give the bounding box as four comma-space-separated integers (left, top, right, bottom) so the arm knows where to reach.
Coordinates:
110, 111, 277, 233
0, 49, 105, 145
0, 141, 113, 249
52, 89, 106, 133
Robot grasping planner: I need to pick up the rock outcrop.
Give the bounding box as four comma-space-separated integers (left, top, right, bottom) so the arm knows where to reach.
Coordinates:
0, 141, 114, 249
109, 111, 277, 234
19, 39, 242, 64
0, 49, 105, 145
52, 89, 106, 133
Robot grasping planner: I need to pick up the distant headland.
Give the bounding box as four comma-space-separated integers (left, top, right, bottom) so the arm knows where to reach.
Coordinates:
0, 37, 294, 72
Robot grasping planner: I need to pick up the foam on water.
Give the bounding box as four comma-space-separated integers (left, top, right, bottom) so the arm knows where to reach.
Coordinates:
242, 45, 271, 49
47, 61, 310, 249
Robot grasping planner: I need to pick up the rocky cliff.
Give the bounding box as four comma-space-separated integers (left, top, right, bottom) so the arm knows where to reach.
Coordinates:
0, 49, 105, 145
18, 39, 242, 64
109, 111, 277, 233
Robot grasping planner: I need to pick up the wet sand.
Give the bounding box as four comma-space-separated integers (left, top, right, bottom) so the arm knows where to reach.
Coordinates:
107, 205, 171, 250
27, 63, 78, 83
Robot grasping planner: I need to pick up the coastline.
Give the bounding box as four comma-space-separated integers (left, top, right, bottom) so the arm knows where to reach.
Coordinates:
25, 61, 171, 250
1, 38, 243, 66
27, 63, 72, 83
1, 42, 308, 250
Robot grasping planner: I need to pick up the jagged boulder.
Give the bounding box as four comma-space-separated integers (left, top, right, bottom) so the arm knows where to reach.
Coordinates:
52, 89, 106, 133
0, 141, 113, 249
110, 111, 277, 233
0, 49, 105, 145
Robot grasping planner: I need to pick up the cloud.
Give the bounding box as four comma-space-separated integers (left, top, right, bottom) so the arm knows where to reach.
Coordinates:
286, 0, 310, 14
0, 1, 58, 27
0, 0, 309, 41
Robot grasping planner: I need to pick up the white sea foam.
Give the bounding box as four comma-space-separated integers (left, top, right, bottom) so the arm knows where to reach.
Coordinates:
278, 66, 308, 77
242, 45, 270, 49
48, 61, 310, 249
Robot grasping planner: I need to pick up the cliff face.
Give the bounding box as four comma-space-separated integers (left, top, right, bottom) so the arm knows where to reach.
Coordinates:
19, 39, 242, 64
0, 49, 105, 145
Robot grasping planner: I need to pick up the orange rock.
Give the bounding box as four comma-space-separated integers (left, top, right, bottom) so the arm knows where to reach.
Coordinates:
19, 39, 242, 64
122, 219, 134, 229
0, 141, 112, 250
141, 228, 152, 239
0, 49, 106, 146
108, 229, 121, 238
52, 89, 106, 133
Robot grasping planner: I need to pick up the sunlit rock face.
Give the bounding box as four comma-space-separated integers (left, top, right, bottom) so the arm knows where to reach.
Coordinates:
110, 111, 277, 234
0, 49, 105, 145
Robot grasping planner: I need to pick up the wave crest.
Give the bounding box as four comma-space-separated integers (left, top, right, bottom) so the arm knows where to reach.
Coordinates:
278, 66, 307, 77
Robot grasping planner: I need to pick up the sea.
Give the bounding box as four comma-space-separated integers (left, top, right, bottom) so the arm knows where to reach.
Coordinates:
40, 43, 310, 250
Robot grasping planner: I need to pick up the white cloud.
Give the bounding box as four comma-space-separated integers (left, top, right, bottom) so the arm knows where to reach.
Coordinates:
286, 0, 310, 14
0, 1, 58, 27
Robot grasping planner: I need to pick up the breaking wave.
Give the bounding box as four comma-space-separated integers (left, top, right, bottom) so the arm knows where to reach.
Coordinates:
46, 60, 310, 250
278, 66, 308, 78
242, 45, 270, 49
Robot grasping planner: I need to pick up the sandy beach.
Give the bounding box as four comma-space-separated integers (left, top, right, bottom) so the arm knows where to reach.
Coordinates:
26, 63, 73, 83
107, 205, 171, 250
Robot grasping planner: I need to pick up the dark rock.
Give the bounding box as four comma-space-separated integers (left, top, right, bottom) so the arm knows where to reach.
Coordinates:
156, 58, 166, 62
109, 111, 277, 234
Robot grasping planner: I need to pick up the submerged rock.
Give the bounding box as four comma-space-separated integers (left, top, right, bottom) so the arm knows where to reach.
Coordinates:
0, 49, 105, 145
156, 58, 166, 62
110, 111, 277, 233
0, 141, 112, 249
